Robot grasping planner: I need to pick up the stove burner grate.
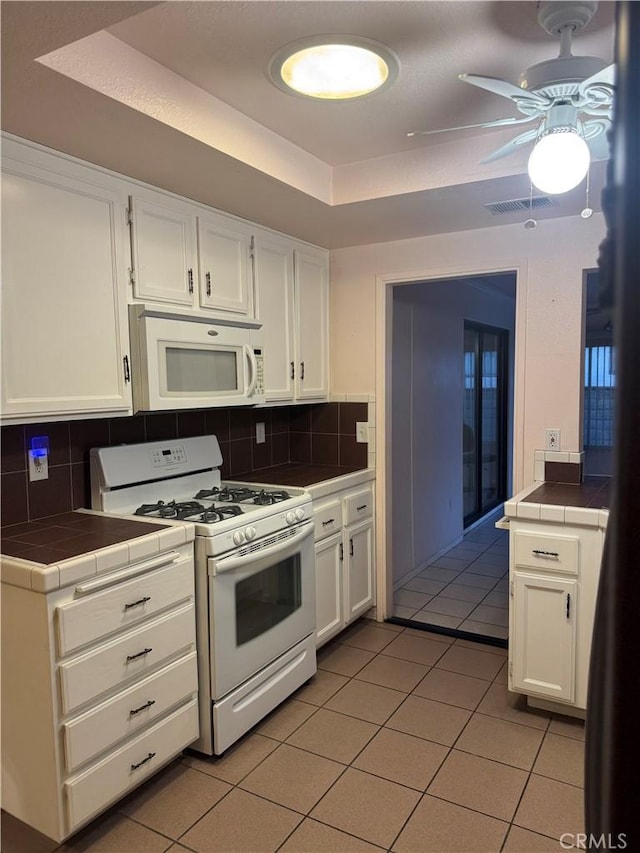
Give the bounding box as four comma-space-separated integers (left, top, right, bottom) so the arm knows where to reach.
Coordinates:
253, 489, 291, 505
199, 505, 245, 523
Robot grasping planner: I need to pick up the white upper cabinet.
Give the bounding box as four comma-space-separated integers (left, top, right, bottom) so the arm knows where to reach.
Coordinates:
129, 192, 197, 307
256, 235, 329, 403
197, 212, 253, 316
294, 247, 329, 400
1, 143, 132, 422
254, 232, 296, 401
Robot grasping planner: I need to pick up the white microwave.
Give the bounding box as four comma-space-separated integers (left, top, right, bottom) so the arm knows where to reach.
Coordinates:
129, 305, 265, 411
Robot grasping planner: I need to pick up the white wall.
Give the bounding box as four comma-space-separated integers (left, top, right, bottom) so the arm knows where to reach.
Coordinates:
330, 213, 605, 493
391, 280, 516, 585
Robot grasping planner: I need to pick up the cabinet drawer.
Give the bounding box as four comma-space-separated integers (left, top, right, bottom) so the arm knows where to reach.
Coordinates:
56, 550, 194, 657
62, 651, 198, 773
65, 699, 198, 833
513, 531, 579, 575
58, 604, 195, 715
313, 499, 342, 541
344, 487, 373, 525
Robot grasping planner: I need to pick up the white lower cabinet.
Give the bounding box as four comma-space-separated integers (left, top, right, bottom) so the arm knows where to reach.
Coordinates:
508, 520, 603, 712
313, 482, 375, 647
511, 572, 577, 703
1, 542, 199, 842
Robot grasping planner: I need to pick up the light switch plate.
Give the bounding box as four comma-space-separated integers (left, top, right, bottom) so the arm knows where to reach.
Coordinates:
356, 422, 368, 444
255, 422, 265, 444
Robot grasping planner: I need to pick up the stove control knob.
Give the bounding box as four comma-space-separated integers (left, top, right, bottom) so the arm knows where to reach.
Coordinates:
233, 531, 245, 546
295, 507, 305, 520
286, 511, 297, 525
245, 526, 257, 541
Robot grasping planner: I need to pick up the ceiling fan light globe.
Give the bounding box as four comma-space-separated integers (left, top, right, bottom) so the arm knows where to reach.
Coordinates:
527, 130, 591, 194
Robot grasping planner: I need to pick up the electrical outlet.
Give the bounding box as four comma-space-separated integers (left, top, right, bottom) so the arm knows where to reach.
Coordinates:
255, 422, 265, 444
28, 449, 49, 481
545, 429, 561, 451
356, 422, 368, 444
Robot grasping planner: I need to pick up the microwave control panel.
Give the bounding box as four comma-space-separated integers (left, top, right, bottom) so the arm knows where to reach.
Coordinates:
254, 348, 265, 396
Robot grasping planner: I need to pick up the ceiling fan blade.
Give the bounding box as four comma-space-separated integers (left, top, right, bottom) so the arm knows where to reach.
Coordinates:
480, 128, 539, 164
407, 113, 538, 138
583, 118, 612, 160
460, 74, 549, 107
578, 63, 616, 97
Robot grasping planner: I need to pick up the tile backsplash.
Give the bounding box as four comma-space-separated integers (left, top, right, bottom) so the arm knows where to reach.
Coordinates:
1, 402, 369, 525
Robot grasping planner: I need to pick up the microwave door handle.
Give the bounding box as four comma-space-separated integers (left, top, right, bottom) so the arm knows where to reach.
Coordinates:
211, 521, 314, 574
244, 345, 257, 397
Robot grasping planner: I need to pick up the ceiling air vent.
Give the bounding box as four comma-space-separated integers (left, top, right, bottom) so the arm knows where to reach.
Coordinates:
484, 196, 555, 215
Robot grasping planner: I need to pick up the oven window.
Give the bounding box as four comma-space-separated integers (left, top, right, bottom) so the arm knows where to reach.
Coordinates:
165, 346, 238, 393
235, 555, 302, 646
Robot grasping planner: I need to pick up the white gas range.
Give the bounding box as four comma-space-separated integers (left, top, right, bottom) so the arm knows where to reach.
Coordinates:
90, 435, 317, 756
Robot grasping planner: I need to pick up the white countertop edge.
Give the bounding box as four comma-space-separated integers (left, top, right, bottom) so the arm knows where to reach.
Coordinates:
306, 468, 375, 501
503, 483, 609, 529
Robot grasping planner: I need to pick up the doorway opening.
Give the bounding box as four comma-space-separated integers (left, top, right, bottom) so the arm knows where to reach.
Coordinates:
390, 271, 516, 645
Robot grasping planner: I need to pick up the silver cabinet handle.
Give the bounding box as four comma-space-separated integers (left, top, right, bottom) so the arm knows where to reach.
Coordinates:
290, 361, 295, 380
206, 271, 211, 296
300, 361, 305, 380
566, 593, 571, 619
532, 549, 559, 557
187, 268, 194, 293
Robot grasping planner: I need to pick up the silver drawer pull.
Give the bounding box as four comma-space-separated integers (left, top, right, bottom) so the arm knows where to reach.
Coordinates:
124, 596, 151, 611
131, 752, 156, 771
126, 647, 152, 663
322, 518, 335, 526
532, 549, 560, 557
129, 699, 156, 717
356, 504, 368, 511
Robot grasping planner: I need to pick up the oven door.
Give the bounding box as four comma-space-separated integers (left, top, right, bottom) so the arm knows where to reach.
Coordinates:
208, 520, 315, 699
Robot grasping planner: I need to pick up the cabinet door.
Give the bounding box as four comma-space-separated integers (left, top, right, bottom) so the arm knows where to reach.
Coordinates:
344, 519, 375, 623
511, 572, 577, 702
1, 162, 132, 420
197, 213, 252, 315
314, 533, 344, 647
294, 248, 329, 400
255, 233, 295, 402
130, 194, 197, 306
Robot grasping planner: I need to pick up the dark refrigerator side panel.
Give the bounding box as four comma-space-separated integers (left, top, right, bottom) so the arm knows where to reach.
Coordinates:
585, 1, 640, 846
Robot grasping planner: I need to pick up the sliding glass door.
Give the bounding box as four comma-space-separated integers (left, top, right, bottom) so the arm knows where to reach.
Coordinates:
463, 322, 509, 526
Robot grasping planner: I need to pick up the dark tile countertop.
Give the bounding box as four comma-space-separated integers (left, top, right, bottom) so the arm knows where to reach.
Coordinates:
238, 463, 368, 488
522, 476, 611, 510
1, 512, 167, 566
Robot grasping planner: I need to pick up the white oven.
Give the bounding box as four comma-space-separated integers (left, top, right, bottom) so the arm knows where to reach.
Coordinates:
208, 520, 315, 698
91, 435, 317, 757
129, 305, 265, 411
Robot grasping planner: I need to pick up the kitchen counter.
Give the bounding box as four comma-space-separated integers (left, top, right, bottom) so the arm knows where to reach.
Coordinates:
1, 510, 194, 592
238, 463, 374, 493
504, 476, 611, 528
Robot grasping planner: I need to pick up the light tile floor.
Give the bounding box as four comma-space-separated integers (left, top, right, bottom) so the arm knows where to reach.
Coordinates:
2, 621, 586, 853
393, 516, 510, 640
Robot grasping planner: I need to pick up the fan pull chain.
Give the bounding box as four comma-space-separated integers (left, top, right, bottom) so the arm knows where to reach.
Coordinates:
524, 180, 537, 230
582, 164, 594, 219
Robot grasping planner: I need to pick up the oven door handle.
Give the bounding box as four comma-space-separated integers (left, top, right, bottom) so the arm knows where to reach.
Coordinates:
211, 521, 314, 574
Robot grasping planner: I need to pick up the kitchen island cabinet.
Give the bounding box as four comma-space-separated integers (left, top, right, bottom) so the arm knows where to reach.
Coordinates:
1, 138, 132, 423
504, 481, 608, 715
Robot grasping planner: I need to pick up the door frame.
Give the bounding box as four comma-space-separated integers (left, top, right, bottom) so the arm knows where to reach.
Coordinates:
374, 265, 523, 621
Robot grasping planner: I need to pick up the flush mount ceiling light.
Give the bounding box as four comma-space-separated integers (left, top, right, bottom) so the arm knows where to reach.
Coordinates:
269, 36, 399, 100
527, 104, 591, 194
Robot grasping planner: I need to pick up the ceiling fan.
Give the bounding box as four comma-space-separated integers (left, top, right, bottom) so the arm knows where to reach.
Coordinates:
409, 1, 615, 192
